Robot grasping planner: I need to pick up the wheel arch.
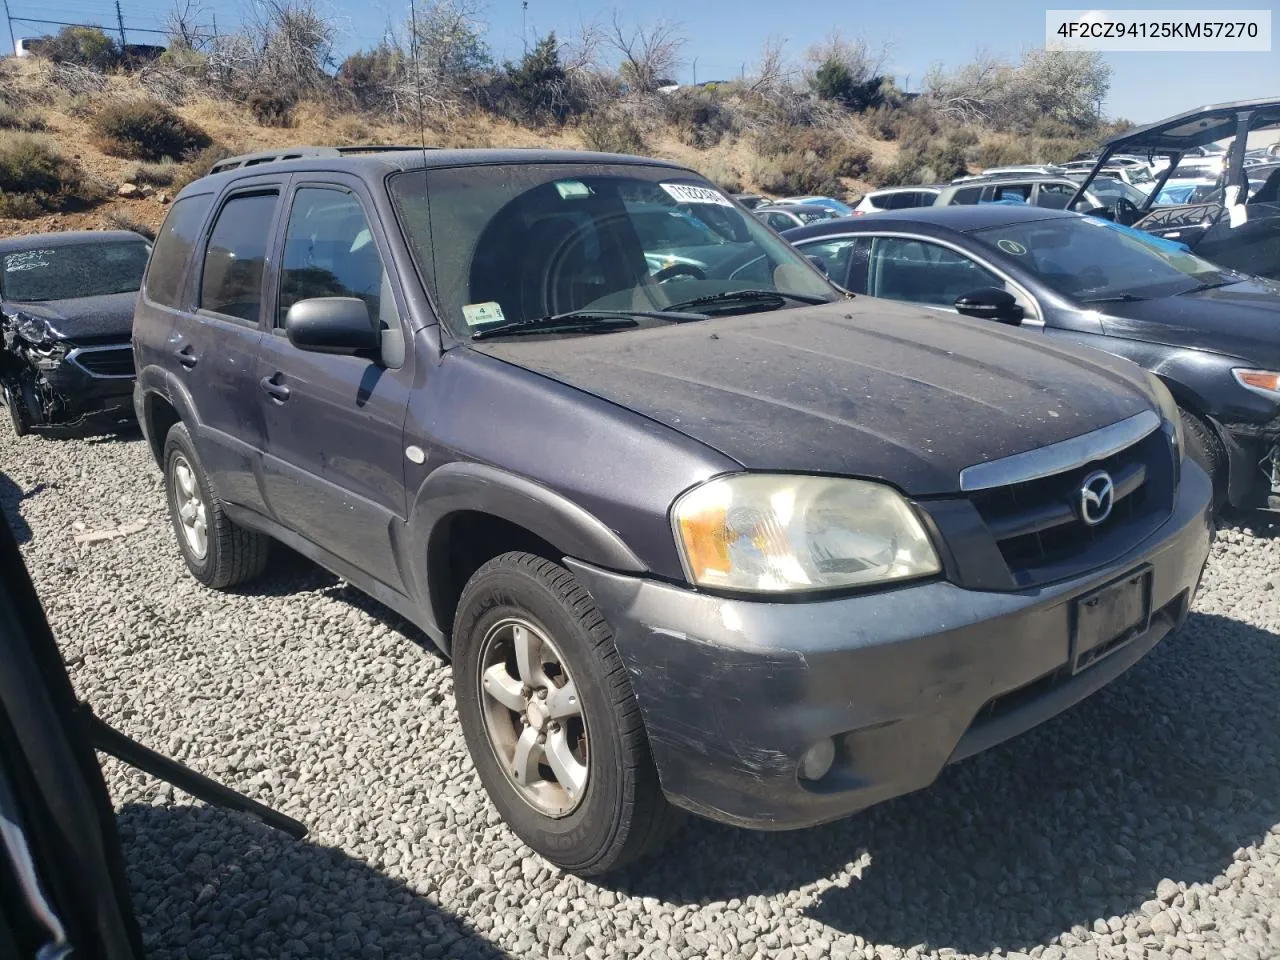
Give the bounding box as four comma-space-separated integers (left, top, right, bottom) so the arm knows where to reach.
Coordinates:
406, 462, 647, 649
136, 367, 201, 468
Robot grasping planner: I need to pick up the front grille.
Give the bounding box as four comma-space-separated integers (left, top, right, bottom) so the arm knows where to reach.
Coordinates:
968, 427, 1176, 587
69, 345, 134, 378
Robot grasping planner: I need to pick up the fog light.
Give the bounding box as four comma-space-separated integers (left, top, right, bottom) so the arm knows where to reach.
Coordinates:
798, 738, 835, 781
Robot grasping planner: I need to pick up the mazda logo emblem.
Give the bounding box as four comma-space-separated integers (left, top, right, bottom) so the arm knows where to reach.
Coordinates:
1079, 470, 1114, 526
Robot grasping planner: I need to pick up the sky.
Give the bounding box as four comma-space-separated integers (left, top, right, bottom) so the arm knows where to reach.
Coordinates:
4, 0, 1277, 122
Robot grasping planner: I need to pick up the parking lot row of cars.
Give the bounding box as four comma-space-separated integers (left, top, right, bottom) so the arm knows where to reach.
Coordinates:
0, 100, 1274, 903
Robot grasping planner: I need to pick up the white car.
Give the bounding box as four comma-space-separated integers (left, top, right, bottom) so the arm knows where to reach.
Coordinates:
852, 186, 941, 214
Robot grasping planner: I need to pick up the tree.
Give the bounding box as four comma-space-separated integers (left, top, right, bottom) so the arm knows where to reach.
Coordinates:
606, 16, 684, 94
504, 33, 579, 123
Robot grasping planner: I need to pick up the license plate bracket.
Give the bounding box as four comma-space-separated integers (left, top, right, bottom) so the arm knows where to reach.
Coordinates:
1071, 566, 1152, 674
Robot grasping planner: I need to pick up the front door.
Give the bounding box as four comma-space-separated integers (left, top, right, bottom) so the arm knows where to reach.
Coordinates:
255, 179, 414, 590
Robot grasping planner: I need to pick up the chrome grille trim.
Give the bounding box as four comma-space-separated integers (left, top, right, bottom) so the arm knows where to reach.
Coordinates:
959, 409, 1162, 492
65, 344, 134, 379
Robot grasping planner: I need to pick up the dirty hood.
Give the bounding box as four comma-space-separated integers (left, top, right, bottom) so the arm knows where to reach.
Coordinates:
473, 299, 1156, 496
3, 291, 138, 343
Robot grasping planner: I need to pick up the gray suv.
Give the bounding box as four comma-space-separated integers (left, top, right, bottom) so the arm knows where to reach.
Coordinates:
132, 145, 1213, 875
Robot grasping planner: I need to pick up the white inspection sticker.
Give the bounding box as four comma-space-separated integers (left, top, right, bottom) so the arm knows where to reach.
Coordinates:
660, 182, 734, 207
462, 301, 505, 326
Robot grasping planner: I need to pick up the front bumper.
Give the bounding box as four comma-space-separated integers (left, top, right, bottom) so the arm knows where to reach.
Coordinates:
566, 461, 1213, 830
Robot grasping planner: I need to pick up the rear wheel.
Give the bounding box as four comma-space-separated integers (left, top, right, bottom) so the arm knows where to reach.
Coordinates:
162, 422, 270, 588
3, 380, 31, 437
1179, 407, 1226, 511
452, 552, 682, 875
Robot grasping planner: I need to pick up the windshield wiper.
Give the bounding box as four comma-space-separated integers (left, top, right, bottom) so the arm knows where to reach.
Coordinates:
471, 308, 708, 341
1079, 292, 1148, 303
664, 289, 833, 312
1181, 278, 1239, 293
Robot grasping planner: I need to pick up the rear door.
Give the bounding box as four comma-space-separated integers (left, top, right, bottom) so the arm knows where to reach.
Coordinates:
255, 175, 415, 589
181, 179, 285, 512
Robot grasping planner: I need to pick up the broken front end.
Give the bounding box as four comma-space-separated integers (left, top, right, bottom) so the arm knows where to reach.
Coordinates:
0, 313, 135, 434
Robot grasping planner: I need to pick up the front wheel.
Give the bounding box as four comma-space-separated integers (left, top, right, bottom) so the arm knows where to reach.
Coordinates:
452, 552, 682, 875
1179, 407, 1226, 511
3, 380, 31, 437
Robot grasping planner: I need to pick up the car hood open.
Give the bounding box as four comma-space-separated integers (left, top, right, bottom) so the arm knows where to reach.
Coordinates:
1099, 278, 1280, 367
474, 299, 1154, 496
4, 291, 138, 343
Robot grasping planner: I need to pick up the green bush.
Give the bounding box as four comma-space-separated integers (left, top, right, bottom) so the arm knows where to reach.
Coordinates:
42, 26, 118, 70
0, 134, 96, 217
752, 125, 870, 192
751, 153, 843, 198
500, 33, 583, 125
91, 100, 211, 161
809, 56, 886, 112
338, 44, 405, 110
581, 113, 647, 155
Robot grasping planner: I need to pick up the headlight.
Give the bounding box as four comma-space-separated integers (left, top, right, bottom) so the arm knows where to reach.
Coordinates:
1144, 371, 1184, 461
13, 313, 50, 344
671, 474, 941, 593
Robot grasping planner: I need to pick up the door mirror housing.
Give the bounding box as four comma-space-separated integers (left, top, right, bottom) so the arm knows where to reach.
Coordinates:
954, 287, 1024, 325
284, 298, 380, 357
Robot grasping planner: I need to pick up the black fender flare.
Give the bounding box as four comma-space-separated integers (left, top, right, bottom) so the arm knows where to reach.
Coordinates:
135, 365, 201, 463
404, 461, 647, 635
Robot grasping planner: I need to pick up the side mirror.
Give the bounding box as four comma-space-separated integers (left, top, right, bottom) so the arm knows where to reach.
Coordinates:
806, 254, 829, 276
954, 287, 1024, 325
285, 297, 379, 357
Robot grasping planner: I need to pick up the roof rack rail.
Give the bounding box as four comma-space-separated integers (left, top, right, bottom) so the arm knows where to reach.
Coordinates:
207, 144, 434, 176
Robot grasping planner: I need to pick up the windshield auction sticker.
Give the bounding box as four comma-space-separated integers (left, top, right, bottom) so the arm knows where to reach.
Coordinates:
1046, 9, 1270, 51
462, 302, 505, 327
660, 183, 735, 207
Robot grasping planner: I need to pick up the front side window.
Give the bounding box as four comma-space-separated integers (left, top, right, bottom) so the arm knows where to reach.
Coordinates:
389, 164, 837, 340
2, 239, 151, 302
1037, 183, 1076, 209
278, 187, 389, 328
970, 215, 1232, 301
200, 192, 278, 323
949, 186, 983, 205
144, 193, 212, 308
866, 237, 1000, 305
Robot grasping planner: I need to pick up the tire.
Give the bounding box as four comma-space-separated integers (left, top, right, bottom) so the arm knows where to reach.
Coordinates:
162, 422, 269, 589
452, 552, 682, 875
3, 380, 30, 438
1179, 407, 1226, 511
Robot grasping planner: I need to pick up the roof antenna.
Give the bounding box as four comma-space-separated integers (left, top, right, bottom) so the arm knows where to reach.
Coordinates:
408, 0, 429, 169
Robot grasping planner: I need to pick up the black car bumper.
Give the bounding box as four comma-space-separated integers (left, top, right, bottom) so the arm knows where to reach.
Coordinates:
39, 344, 135, 421
565, 461, 1213, 830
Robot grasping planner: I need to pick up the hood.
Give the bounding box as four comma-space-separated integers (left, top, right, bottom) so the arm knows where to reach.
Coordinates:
1099, 278, 1280, 366
3, 291, 138, 343
474, 299, 1154, 496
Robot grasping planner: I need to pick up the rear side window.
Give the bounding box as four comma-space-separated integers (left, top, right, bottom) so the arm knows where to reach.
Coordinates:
200, 192, 279, 323
143, 193, 212, 308
949, 187, 983, 205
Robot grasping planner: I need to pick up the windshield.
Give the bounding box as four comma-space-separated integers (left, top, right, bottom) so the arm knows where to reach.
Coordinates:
970, 215, 1232, 301
389, 163, 838, 340
2, 240, 151, 301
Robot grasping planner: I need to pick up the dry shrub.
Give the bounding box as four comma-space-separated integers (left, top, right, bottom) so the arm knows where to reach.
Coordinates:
0, 104, 45, 131
171, 142, 237, 191
0, 133, 99, 217
246, 89, 296, 127
91, 100, 211, 161
662, 88, 736, 148
697, 157, 744, 193
581, 112, 647, 155
752, 125, 870, 196
749, 153, 844, 198
104, 209, 157, 240
127, 159, 176, 186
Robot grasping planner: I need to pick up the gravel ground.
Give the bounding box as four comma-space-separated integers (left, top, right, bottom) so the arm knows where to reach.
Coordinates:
3, 424, 1280, 960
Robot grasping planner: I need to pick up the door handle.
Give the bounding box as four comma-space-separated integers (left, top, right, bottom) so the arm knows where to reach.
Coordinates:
173, 345, 198, 369
259, 375, 291, 402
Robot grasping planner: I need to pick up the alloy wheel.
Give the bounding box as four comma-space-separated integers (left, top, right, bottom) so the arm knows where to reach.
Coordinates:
476, 616, 589, 817
171, 454, 208, 560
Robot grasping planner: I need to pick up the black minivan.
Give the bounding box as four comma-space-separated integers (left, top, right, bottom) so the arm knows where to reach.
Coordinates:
132, 145, 1213, 875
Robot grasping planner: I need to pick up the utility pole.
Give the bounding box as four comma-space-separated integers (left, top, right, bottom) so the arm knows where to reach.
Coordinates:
115, 0, 126, 51
521, 0, 527, 54
692, 56, 697, 86
2, 0, 14, 58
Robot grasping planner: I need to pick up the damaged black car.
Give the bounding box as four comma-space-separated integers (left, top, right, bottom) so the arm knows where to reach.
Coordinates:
0, 231, 150, 436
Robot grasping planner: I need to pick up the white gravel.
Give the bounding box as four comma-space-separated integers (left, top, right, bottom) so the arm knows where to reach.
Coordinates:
3, 425, 1280, 960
